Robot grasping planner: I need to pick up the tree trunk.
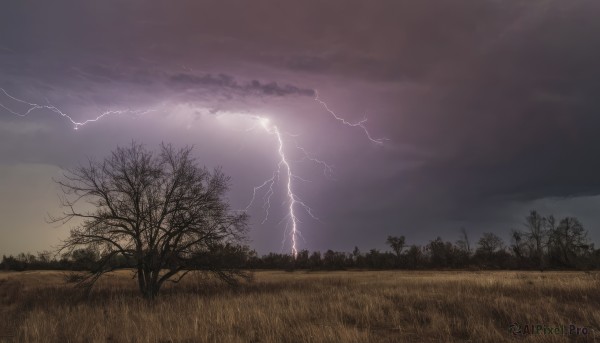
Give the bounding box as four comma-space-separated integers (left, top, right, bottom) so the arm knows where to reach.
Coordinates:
137, 266, 146, 294
139, 268, 162, 300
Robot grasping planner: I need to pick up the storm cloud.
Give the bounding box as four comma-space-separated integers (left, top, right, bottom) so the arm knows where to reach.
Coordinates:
1, 0, 600, 255
170, 73, 315, 97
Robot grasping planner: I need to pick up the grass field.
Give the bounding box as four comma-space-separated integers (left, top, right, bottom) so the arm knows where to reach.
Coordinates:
1, 270, 599, 342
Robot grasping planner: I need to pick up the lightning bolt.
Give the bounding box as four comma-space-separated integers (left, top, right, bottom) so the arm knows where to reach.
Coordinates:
1, 86, 383, 258
245, 170, 278, 224
314, 89, 387, 144
0, 88, 154, 130
294, 144, 334, 178
244, 117, 321, 258
272, 125, 300, 257
244, 89, 389, 257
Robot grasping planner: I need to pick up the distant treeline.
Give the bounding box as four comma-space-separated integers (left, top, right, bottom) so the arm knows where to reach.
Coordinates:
2, 211, 599, 271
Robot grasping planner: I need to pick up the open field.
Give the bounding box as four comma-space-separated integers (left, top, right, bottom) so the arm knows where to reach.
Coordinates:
1, 270, 599, 342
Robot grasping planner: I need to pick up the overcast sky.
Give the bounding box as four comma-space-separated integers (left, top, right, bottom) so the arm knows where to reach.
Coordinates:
1, 0, 600, 256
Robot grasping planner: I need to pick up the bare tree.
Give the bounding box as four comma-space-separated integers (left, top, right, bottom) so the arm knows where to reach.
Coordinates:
547, 217, 589, 267
509, 229, 526, 260
456, 227, 471, 255
50, 142, 249, 299
386, 235, 406, 258
476, 233, 504, 256
524, 210, 547, 271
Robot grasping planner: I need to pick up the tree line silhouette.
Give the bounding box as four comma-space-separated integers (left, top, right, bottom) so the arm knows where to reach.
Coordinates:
8, 142, 597, 299
3, 210, 599, 272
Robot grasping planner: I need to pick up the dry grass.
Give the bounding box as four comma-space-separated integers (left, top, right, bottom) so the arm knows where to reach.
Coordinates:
1, 270, 599, 342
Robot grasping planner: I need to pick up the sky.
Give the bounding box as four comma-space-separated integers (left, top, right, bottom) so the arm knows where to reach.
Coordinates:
1, 0, 600, 256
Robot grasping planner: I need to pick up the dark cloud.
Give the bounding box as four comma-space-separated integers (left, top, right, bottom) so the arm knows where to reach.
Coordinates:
169, 73, 315, 97
71, 65, 155, 86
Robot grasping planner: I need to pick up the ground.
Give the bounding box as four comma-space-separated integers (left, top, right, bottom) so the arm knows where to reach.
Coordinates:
0, 270, 598, 342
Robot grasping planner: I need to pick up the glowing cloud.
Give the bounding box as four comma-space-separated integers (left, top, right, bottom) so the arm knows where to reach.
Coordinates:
0, 87, 383, 257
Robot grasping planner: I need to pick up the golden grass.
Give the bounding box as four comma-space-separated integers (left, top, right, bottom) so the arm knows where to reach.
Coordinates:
1, 270, 599, 342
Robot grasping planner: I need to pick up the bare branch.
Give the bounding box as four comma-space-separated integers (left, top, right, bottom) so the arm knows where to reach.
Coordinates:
53, 142, 249, 298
